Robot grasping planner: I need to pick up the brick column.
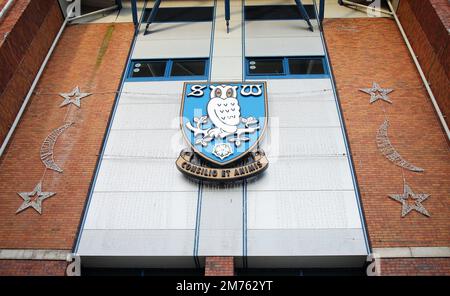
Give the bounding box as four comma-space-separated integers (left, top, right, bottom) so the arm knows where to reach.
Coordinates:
205, 257, 234, 276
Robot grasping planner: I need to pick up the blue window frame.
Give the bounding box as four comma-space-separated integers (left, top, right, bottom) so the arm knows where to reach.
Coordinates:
126, 58, 209, 81
245, 57, 329, 79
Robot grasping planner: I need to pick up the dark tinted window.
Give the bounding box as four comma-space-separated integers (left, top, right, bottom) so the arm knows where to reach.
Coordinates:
248, 58, 284, 75
143, 7, 214, 22
171, 60, 206, 76
128, 59, 208, 80
289, 58, 325, 75
131, 61, 166, 77
245, 5, 316, 20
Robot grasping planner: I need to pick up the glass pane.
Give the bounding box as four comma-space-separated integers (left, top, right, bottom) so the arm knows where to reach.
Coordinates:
288, 59, 325, 75
170, 60, 206, 77
131, 61, 166, 77
143, 7, 214, 22
245, 5, 316, 21
248, 58, 284, 75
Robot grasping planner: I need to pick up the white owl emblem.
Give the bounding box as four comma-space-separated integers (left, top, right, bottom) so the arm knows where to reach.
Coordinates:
207, 85, 241, 134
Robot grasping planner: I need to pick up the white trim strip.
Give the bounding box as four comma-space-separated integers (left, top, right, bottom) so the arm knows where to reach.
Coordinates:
0, 249, 70, 261
373, 247, 450, 258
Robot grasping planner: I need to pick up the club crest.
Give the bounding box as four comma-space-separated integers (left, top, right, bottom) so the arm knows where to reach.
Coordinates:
176, 82, 269, 182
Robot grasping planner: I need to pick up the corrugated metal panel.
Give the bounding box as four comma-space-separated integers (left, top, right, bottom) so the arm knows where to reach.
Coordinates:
261, 127, 347, 156
268, 101, 340, 128
94, 158, 197, 192
104, 130, 183, 159
247, 191, 362, 229
83, 192, 197, 230
247, 229, 367, 256
198, 189, 244, 256
132, 22, 212, 59
246, 20, 324, 56
78, 229, 195, 256
111, 103, 180, 131
248, 157, 354, 191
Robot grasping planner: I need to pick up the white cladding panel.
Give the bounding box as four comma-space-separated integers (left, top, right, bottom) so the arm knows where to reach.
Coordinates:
250, 157, 354, 191
104, 130, 183, 159
78, 230, 195, 256
198, 187, 244, 256
200, 0, 244, 256
78, 81, 200, 258
210, 0, 243, 80
247, 229, 367, 258
83, 192, 197, 230
94, 158, 197, 192
246, 20, 324, 56
248, 191, 362, 229
111, 103, 180, 131
132, 22, 212, 59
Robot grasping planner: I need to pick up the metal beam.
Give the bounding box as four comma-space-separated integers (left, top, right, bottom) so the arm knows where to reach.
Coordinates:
115, 0, 122, 10
144, 0, 162, 35
225, 0, 230, 33
131, 0, 138, 28
319, 0, 325, 22
294, 0, 313, 32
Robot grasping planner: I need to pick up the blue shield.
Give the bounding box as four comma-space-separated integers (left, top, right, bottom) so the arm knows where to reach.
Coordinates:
181, 82, 268, 166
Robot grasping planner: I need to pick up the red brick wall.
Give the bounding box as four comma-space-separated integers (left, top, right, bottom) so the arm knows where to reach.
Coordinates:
380, 258, 450, 276
0, 260, 67, 276
396, 0, 450, 127
0, 23, 134, 253
324, 18, 450, 274
0, 0, 63, 145
205, 257, 234, 276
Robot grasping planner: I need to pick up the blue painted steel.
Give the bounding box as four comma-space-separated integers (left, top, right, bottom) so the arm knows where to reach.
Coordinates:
115, 0, 122, 10
225, 0, 230, 33
131, 0, 138, 27
144, 0, 162, 34
319, 0, 325, 21
294, 0, 314, 31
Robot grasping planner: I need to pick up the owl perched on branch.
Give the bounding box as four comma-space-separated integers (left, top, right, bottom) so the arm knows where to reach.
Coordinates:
207, 85, 241, 134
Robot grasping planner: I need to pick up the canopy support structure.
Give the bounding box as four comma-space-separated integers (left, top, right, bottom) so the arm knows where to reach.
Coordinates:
144, 0, 162, 35
131, 0, 138, 28
319, 0, 325, 22
294, 0, 313, 32
225, 0, 230, 33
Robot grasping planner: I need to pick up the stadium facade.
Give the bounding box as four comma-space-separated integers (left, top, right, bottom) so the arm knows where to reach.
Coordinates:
0, 0, 448, 276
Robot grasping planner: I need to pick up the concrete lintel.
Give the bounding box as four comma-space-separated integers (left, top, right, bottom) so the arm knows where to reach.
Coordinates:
373, 247, 450, 259
0, 249, 70, 261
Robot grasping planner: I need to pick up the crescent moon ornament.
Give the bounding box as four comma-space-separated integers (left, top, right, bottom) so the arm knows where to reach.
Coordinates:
376, 119, 424, 172
40, 122, 73, 173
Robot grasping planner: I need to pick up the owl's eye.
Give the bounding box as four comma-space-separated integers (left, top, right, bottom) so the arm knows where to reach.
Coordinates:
226, 88, 233, 97
215, 88, 222, 97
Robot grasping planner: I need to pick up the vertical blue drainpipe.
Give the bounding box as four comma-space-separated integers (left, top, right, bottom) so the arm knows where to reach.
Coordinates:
225, 0, 230, 33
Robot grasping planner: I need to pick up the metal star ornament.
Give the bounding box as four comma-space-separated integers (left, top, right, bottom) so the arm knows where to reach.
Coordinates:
59, 86, 92, 108
388, 184, 431, 217
359, 82, 394, 104
16, 182, 56, 214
